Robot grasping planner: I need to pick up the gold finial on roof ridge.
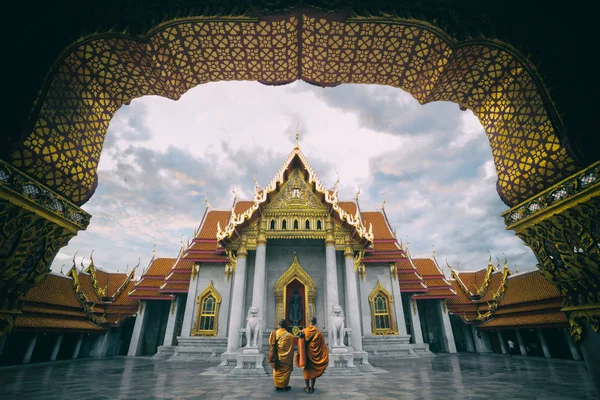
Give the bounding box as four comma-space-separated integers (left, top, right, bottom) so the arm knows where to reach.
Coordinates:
152, 244, 156, 258
71, 252, 78, 271
381, 192, 386, 210
205, 193, 212, 209
80, 257, 86, 273
355, 183, 361, 201
432, 244, 436, 258
294, 123, 300, 149
514, 264, 519, 273
60, 264, 65, 275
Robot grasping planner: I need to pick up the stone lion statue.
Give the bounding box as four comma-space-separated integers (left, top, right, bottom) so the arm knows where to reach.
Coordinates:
330, 304, 346, 347
245, 305, 261, 348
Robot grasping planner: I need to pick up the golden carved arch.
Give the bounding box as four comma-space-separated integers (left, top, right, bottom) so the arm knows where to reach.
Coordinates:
192, 281, 222, 336
274, 255, 317, 328
368, 280, 398, 335
10, 15, 576, 206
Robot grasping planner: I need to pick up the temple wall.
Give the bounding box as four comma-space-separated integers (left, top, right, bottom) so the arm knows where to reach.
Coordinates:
359, 263, 399, 338
195, 263, 232, 338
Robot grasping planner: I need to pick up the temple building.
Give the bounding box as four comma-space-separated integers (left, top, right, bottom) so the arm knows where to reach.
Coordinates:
121, 143, 583, 374
0, 256, 138, 365
0, 144, 583, 370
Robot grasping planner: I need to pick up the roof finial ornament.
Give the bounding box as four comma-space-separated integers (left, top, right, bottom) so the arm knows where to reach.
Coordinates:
432, 244, 436, 258
381, 192, 386, 210
232, 188, 237, 200
126, 264, 129, 273
60, 264, 65, 275
205, 193, 212, 209
152, 243, 156, 259
80, 257, 86, 273
355, 183, 361, 201
514, 264, 519, 273
294, 123, 300, 149
180, 234, 184, 247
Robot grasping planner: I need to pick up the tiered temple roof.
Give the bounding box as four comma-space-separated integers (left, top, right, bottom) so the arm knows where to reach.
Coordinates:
409, 257, 457, 299
15, 256, 139, 332
447, 261, 566, 329
128, 257, 176, 300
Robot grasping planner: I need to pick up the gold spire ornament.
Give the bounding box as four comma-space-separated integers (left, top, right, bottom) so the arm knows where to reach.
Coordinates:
381, 192, 386, 210
60, 264, 65, 274
355, 183, 361, 201
294, 123, 300, 149
514, 264, 519, 273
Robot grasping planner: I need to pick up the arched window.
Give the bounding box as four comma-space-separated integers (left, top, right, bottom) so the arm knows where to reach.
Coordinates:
281, 219, 287, 230
316, 220, 322, 230
294, 219, 299, 230
270, 219, 276, 230
192, 281, 221, 336
368, 281, 397, 335
305, 219, 310, 230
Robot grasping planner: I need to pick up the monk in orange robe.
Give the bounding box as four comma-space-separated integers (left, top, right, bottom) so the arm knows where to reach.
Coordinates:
298, 316, 329, 393
268, 319, 294, 392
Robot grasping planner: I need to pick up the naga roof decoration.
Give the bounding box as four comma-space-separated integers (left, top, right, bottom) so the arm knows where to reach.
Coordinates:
216, 146, 374, 245
84, 250, 106, 298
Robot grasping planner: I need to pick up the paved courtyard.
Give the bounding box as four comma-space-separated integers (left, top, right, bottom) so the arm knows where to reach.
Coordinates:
0, 354, 596, 399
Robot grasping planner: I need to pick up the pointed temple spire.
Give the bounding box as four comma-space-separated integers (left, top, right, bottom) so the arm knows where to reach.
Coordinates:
356, 183, 361, 201
294, 123, 300, 149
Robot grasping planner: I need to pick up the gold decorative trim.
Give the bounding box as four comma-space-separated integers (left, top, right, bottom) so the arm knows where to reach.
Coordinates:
274, 255, 317, 328
84, 251, 106, 298
567, 305, 600, 343
217, 148, 373, 244
0, 160, 90, 232
191, 281, 221, 336
503, 161, 599, 232
368, 280, 398, 335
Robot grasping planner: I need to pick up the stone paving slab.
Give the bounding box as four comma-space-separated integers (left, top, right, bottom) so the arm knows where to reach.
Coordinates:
0, 354, 596, 399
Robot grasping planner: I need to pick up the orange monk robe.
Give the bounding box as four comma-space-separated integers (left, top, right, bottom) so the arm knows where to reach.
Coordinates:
268, 328, 294, 388
301, 325, 329, 380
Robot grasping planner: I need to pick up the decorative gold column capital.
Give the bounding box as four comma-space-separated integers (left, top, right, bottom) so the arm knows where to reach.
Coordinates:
344, 245, 353, 258
325, 215, 335, 245
238, 235, 248, 258
256, 219, 267, 246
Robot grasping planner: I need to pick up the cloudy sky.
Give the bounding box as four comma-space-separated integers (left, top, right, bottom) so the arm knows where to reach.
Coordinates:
50, 81, 537, 276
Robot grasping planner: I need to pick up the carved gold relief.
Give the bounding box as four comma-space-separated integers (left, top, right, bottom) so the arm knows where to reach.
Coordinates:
506, 168, 600, 341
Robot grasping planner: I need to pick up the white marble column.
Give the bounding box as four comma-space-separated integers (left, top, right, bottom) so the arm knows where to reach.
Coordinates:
325, 220, 339, 334
23, 333, 38, 364
471, 325, 487, 353
516, 329, 528, 356
463, 324, 476, 352
72, 333, 83, 359
344, 247, 363, 351
90, 331, 109, 357
390, 267, 408, 336
50, 334, 63, 361
0, 335, 7, 357
537, 329, 551, 358
127, 300, 147, 356
162, 296, 182, 346
563, 330, 581, 360
181, 264, 200, 337
408, 297, 424, 344
497, 330, 508, 354
439, 300, 457, 353
251, 227, 267, 335
226, 243, 248, 353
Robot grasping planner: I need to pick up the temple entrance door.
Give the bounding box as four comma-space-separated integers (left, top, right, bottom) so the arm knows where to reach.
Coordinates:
285, 279, 306, 336
274, 255, 317, 343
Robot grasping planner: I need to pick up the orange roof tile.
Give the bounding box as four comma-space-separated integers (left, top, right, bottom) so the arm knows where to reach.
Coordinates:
22, 305, 86, 318
172, 259, 195, 270
396, 259, 417, 271
400, 282, 428, 292
234, 201, 254, 214
24, 273, 81, 308
144, 258, 176, 277
111, 282, 139, 307
14, 315, 105, 331
187, 241, 220, 251
479, 312, 568, 329
339, 201, 357, 215
361, 211, 394, 239
160, 283, 189, 292
198, 210, 230, 239
411, 258, 444, 277
501, 270, 563, 305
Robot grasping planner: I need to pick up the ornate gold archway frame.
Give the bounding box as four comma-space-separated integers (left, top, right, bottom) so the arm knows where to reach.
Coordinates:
274, 255, 317, 329
368, 280, 398, 335
192, 280, 222, 336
